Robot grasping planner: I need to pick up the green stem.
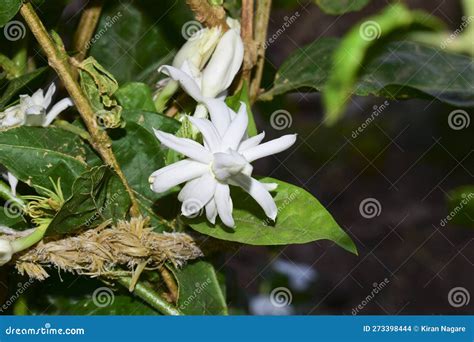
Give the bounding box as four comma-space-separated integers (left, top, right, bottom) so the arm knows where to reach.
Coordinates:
53, 119, 92, 142
10, 224, 47, 253
0, 180, 26, 209
116, 277, 183, 316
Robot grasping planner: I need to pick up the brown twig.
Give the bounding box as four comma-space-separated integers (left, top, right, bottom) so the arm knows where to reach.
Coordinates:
186, 0, 229, 30
20, 3, 141, 217
240, 0, 256, 83
73, 0, 102, 63
250, 0, 272, 103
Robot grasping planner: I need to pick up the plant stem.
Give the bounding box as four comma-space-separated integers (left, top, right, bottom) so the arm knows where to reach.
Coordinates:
20, 3, 140, 217
241, 0, 255, 83
10, 224, 48, 253
73, 0, 103, 63
0, 180, 26, 209
250, 0, 272, 103
117, 277, 183, 316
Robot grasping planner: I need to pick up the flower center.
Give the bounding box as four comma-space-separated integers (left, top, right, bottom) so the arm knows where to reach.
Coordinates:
211, 150, 250, 182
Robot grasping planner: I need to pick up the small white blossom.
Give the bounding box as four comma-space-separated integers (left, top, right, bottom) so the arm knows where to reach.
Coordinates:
0, 83, 73, 129
0, 83, 73, 195
272, 259, 318, 291
159, 25, 244, 119
149, 101, 296, 227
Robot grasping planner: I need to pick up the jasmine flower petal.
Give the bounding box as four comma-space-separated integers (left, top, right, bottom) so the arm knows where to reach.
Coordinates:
215, 183, 234, 227
149, 159, 208, 193
43, 98, 73, 127
158, 65, 203, 102
153, 129, 212, 164
222, 102, 248, 150
242, 134, 297, 162
232, 174, 277, 220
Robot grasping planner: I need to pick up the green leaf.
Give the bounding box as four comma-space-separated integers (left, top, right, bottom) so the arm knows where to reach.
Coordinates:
0, 127, 88, 198
89, 1, 174, 84
446, 187, 474, 228
188, 178, 357, 254
265, 37, 473, 116
110, 111, 180, 229
226, 81, 258, 136
315, 0, 370, 15
171, 260, 228, 315
78, 57, 122, 128
0, 0, 22, 27
116, 82, 156, 112
322, 4, 443, 123
47, 166, 131, 235
0, 67, 47, 109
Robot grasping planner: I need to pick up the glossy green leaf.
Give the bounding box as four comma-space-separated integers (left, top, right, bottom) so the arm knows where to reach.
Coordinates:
226, 81, 257, 136
323, 4, 443, 123
0, 127, 88, 198
264, 37, 473, 116
0, 0, 22, 27
315, 0, 370, 15
188, 178, 357, 253
89, 1, 174, 84
171, 260, 228, 315
0, 67, 47, 109
47, 166, 131, 235
110, 112, 180, 229
446, 186, 474, 228
116, 82, 156, 112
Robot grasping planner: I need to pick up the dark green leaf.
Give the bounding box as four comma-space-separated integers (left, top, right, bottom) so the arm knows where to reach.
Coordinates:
171, 260, 228, 315
47, 166, 131, 235
315, 0, 370, 15
89, 1, 174, 84
265, 38, 473, 116
116, 82, 156, 112
0, 127, 88, 198
226, 81, 257, 136
446, 186, 474, 228
188, 178, 357, 254
0, 67, 47, 109
0, 0, 22, 27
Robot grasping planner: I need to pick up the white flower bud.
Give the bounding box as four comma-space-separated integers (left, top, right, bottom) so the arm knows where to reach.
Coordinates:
172, 27, 222, 71
0, 239, 14, 266
201, 28, 244, 98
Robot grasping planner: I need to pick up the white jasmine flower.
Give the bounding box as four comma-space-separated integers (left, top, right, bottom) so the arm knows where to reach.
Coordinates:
272, 259, 318, 292
0, 83, 73, 128
149, 102, 296, 227
158, 26, 244, 118
172, 27, 222, 71
0, 83, 73, 196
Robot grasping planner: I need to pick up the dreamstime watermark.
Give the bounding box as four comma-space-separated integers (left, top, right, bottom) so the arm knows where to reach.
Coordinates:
182, 198, 205, 218
448, 109, 470, 130
5, 323, 85, 336
270, 109, 292, 130
0, 279, 35, 313
179, 278, 212, 310
3, 21, 26, 41
359, 20, 381, 41
270, 287, 293, 308
85, 12, 123, 49
359, 198, 382, 219
3, 200, 23, 219
351, 278, 390, 315
440, 192, 473, 227
263, 189, 300, 226
440, 16, 474, 49
352, 101, 390, 139
92, 287, 115, 308
181, 20, 204, 41
264, 12, 300, 49
84, 191, 121, 227
448, 287, 470, 308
